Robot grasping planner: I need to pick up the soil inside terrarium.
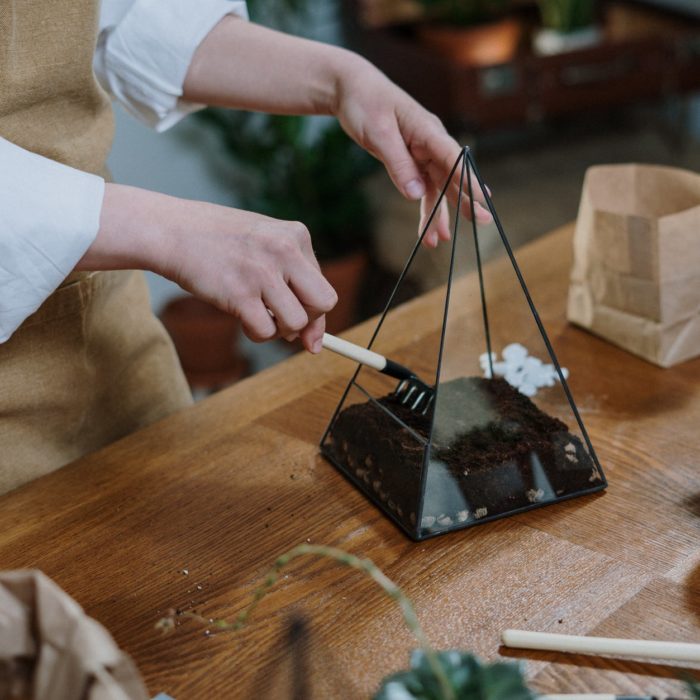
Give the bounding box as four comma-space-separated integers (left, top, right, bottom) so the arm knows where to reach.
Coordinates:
325, 377, 601, 534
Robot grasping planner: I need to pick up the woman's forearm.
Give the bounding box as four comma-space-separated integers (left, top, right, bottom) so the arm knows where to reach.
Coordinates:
182, 15, 358, 116
181, 13, 492, 247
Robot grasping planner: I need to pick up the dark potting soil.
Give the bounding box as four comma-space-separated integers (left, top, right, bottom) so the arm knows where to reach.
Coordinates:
325, 377, 602, 534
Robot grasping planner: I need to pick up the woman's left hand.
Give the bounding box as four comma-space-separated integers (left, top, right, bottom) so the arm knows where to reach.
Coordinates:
332, 53, 493, 248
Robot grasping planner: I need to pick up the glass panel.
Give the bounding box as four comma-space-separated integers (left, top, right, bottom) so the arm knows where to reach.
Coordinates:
321, 179, 453, 538
322, 382, 428, 536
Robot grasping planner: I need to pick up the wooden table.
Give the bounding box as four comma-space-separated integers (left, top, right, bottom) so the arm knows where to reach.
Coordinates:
1, 224, 699, 698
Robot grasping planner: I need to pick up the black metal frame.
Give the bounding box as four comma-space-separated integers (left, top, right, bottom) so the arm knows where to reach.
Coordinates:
320, 147, 607, 541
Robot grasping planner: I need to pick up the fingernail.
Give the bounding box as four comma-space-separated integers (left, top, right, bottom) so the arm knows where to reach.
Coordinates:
485, 183, 492, 197
313, 338, 323, 354
405, 179, 425, 200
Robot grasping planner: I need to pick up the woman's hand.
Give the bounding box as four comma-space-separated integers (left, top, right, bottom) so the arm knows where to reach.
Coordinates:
79, 184, 337, 353
183, 18, 491, 250
332, 53, 493, 248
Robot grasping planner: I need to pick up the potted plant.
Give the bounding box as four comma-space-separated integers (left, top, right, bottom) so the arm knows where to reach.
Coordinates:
196, 109, 380, 335
189, 0, 381, 337
414, 0, 523, 67
532, 0, 601, 55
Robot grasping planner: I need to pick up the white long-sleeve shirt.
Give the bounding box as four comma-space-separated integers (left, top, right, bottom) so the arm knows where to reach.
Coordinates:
0, 0, 248, 343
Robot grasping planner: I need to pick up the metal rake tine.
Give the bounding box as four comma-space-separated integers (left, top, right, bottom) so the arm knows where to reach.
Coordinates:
395, 377, 435, 415
322, 333, 434, 415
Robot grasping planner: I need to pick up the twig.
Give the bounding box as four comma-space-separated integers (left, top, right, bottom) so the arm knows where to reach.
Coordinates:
159, 543, 456, 700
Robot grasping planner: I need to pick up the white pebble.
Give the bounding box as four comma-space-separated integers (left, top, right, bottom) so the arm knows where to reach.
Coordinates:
502, 343, 528, 362
523, 356, 543, 370
521, 371, 542, 387
505, 368, 525, 387
479, 351, 497, 367
492, 361, 509, 376
436, 514, 453, 527
519, 382, 537, 397
421, 516, 436, 528
456, 510, 470, 522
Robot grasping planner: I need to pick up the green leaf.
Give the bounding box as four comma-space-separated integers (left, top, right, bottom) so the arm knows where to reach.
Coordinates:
686, 678, 700, 700
194, 108, 380, 260
373, 651, 535, 700
536, 0, 597, 32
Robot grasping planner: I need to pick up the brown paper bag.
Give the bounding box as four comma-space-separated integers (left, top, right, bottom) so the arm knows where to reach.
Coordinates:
567, 163, 700, 367
0, 570, 149, 700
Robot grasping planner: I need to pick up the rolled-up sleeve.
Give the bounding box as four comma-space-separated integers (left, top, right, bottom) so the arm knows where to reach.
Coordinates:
0, 138, 104, 342
95, 0, 249, 132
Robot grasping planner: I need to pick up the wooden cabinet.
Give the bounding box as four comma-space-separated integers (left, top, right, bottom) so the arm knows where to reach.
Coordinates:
342, 1, 700, 133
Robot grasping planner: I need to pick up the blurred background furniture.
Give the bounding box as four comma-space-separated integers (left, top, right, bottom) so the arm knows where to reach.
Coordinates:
342, 0, 700, 140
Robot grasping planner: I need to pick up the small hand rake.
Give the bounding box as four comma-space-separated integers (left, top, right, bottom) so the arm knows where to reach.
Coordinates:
322, 333, 434, 414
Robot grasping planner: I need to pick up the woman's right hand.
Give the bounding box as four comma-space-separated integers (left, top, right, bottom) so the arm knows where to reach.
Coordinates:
79, 184, 338, 353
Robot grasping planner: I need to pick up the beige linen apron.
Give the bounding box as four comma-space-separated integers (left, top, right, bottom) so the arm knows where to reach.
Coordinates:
0, 0, 193, 494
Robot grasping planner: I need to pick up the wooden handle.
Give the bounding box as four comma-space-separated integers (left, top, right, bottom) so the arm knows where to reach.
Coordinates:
322, 333, 387, 372
502, 629, 700, 662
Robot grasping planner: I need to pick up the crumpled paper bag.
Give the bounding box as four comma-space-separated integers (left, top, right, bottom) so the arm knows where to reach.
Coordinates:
0, 570, 149, 700
567, 163, 700, 367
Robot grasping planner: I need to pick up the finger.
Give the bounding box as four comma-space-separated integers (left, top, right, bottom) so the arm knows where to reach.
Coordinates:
419, 188, 438, 248
447, 169, 492, 222
436, 197, 451, 241
370, 123, 426, 201
412, 138, 491, 211
425, 161, 492, 225
262, 281, 309, 338
287, 260, 338, 317
418, 185, 445, 248
299, 314, 326, 354
420, 181, 451, 246
239, 298, 278, 343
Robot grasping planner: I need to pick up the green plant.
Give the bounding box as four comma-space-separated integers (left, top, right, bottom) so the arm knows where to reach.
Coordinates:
375, 650, 534, 700
416, 0, 511, 26
197, 110, 379, 260
536, 0, 597, 33
193, 0, 380, 261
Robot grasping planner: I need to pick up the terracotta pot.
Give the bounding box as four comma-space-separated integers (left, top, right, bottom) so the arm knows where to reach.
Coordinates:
320, 251, 369, 335
160, 296, 248, 391
417, 17, 523, 66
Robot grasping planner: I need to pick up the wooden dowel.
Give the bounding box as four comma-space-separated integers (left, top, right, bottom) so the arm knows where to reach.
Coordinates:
502, 629, 700, 662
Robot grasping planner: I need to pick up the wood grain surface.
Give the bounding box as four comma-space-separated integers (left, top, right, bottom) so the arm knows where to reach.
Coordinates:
0, 224, 698, 699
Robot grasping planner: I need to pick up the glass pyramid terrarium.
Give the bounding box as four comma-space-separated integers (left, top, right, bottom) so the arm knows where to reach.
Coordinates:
320, 148, 606, 540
